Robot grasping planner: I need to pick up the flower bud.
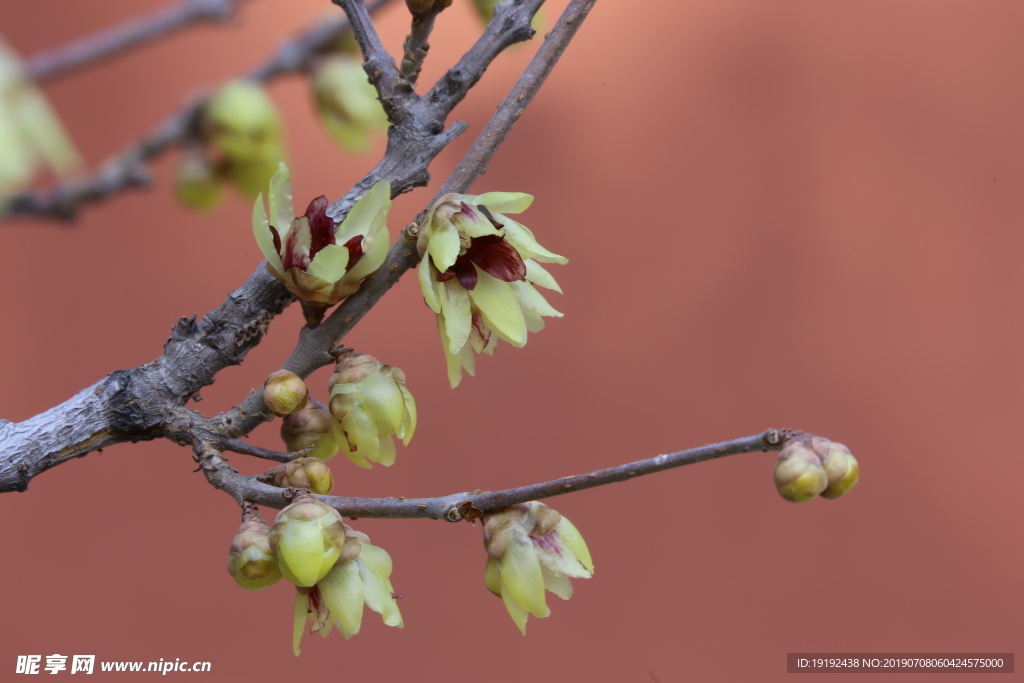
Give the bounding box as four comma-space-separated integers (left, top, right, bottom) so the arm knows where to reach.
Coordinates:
482, 502, 593, 635
263, 370, 309, 417
820, 441, 859, 500
328, 352, 417, 468
226, 504, 281, 590
280, 397, 339, 461
269, 492, 351, 587
262, 457, 334, 495
312, 55, 388, 153
203, 80, 283, 162
174, 149, 223, 210
774, 440, 829, 503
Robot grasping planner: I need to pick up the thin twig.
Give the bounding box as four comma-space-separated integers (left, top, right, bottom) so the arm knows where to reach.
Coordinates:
219, 438, 305, 463
4, 0, 397, 220
398, 3, 447, 90
334, 0, 404, 120
203, 431, 788, 520
25, 0, 246, 83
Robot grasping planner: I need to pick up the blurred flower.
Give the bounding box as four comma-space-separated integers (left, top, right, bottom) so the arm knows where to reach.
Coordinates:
261, 457, 334, 496
0, 37, 80, 199
470, 0, 544, 33
328, 352, 416, 469
174, 148, 223, 211
482, 501, 593, 635
416, 192, 566, 387
252, 162, 391, 325
280, 397, 339, 461
269, 492, 352, 587
292, 525, 403, 655
200, 80, 286, 201
312, 55, 387, 153
226, 504, 281, 591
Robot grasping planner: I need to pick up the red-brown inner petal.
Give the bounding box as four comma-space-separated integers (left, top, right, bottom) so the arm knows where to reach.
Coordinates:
451, 255, 478, 290
305, 195, 335, 259
465, 235, 526, 282
343, 235, 364, 271
269, 225, 282, 255
282, 226, 310, 271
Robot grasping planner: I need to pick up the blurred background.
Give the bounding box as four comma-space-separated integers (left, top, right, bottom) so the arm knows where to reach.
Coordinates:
1, 0, 1021, 680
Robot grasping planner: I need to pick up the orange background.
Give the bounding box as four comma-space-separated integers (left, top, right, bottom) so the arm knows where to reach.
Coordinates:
1, 1, 1021, 681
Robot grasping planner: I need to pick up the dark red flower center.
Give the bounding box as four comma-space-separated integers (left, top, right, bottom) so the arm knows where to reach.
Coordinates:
435, 204, 527, 290
270, 195, 365, 274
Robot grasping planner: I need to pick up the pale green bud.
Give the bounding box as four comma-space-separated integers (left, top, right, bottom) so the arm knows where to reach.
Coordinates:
280, 397, 339, 461
174, 149, 223, 211
313, 56, 388, 153
820, 441, 859, 500
261, 457, 334, 495
774, 441, 829, 503
328, 352, 417, 469
269, 492, 350, 587
203, 80, 283, 162
482, 502, 593, 635
226, 504, 281, 590
263, 370, 309, 417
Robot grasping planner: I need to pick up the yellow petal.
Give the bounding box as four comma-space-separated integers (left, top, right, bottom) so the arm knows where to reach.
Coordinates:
427, 220, 460, 272
467, 269, 526, 347
292, 592, 308, 656
440, 279, 473, 355
499, 535, 549, 618
268, 162, 294, 238
419, 259, 441, 312
320, 562, 364, 638
473, 191, 534, 214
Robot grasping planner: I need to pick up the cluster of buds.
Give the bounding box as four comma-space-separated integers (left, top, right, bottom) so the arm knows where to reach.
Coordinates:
312, 55, 388, 153
0, 37, 80, 198
774, 435, 859, 503
225, 493, 402, 655
177, 80, 286, 209
253, 162, 392, 326
328, 351, 417, 468
482, 501, 593, 634
417, 192, 566, 387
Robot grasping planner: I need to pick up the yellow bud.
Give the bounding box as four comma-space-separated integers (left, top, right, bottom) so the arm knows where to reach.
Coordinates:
774, 441, 829, 503
203, 80, 283, 162
269, 492, 350, 587
174, 150, 223, 211
226, 504, 281, 590
263, 370, 309, 417
281, 398, 338, 461
820, 442, 860, 500
262, 457, 334, 495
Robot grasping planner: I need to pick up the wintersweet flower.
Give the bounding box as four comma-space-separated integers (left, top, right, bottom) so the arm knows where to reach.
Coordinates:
261, 457, 334, 496
328, 352, 416, 468
226, 504, 281, 591
292, 525, 403, 655
312, 55, 388, 153
820, 440, 859, 500
416, 192, 566, 387
0, 37, 80, 198
252, 162, 392, 325
774, 437, 831, 503
268, 492, 353, 587
482, 501, 593, 635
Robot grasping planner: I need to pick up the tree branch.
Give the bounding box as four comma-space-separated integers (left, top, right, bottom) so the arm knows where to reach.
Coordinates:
334, 0, 404, 120
199, 430, 789, 520
3, 0, 397, 221
24, 0, 246, 84
398, 3, 447, 91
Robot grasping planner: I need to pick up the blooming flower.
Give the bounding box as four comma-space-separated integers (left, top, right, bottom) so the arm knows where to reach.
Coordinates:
312, 55, 388, 153
292, 525, 403, 655
253, 162, 392, 324
417, 192, 566, 387
774, 435, 859, 502
328, 352, 416, 468
482, 501, 593, 635
0, 37, 80, 198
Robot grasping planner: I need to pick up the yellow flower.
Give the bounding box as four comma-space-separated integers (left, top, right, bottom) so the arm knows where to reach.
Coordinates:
312, 55, 388, 153
328, 352, 416, 468
291, 526, 403, 655
417, 192, 566, 387
268, 492, 352, 587
482, 502, 593, 635
0, 37, 80, 198
774, 436, 859, 503
252, 163, 391, 324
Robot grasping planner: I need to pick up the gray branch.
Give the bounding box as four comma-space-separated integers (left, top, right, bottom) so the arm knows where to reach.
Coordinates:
25, 0, 245, 83
198, 431, 787, 520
